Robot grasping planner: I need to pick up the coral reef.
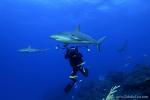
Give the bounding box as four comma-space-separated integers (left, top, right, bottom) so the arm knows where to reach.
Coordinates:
73, 64, 150, 100
122, 64, 150, 97
105, 85, 120, 100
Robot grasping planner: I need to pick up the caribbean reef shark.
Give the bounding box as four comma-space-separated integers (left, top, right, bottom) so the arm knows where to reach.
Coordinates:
17, 46, 49, 53
50, 25, 107, 51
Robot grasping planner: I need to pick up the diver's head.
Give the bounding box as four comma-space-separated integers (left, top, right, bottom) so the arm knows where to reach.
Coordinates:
69, 46, 78, 54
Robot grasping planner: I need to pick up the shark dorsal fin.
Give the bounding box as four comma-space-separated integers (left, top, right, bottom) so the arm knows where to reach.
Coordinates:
75, 25, 80, 32
28, 46, 31, 49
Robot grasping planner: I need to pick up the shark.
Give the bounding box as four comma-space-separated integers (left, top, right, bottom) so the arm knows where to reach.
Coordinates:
50, 25, 107, 51
118, 40, 128, 53
17, 46, 49, 53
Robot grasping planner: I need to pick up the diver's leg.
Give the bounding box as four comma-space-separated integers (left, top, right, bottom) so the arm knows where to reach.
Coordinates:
69, 68, 78, 82
64, 67, 78, 93
64, 80, 75, 93
79, 66, 88, 77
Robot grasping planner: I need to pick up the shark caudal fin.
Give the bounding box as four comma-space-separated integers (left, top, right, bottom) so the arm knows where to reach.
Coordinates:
97, 36, 107, 52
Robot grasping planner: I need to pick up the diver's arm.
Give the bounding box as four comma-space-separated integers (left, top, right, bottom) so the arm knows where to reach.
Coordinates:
65, 49, 69, 59
78, 52, 83, 58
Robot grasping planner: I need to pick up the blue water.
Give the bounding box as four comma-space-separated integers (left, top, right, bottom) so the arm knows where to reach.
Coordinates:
0, 0, 150, 100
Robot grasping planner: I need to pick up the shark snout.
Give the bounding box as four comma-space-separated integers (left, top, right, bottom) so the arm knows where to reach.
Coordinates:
50, 35, 58, 39
50, 34, 71, 42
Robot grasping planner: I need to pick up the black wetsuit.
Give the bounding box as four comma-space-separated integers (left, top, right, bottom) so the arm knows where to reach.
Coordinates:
64, 47, 88, 93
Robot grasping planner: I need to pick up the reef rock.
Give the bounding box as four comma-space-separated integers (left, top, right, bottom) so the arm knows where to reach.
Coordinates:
73, 64, 150, 100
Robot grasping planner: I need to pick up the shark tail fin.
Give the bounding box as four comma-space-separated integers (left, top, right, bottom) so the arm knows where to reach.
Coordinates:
97, 36, 107, 52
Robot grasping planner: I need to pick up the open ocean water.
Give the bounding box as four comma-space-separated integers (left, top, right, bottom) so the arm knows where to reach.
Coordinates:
0, 0, 150, 100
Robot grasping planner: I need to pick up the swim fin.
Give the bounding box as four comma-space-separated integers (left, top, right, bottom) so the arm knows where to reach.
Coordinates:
64, 81, 75, 93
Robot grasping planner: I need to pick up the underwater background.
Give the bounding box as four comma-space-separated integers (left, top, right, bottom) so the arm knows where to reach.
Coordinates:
0, 0, 150, 100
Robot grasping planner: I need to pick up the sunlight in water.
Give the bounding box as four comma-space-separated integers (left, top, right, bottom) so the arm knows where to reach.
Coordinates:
29, 0, 149, 12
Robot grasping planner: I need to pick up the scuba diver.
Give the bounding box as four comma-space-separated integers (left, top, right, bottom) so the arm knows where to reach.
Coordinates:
64, 46, 88, 93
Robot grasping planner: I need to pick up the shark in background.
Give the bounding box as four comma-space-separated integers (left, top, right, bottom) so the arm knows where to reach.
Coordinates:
17, 46, 50, 53
117, 40, 128, 54
50, 25, 107, 51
